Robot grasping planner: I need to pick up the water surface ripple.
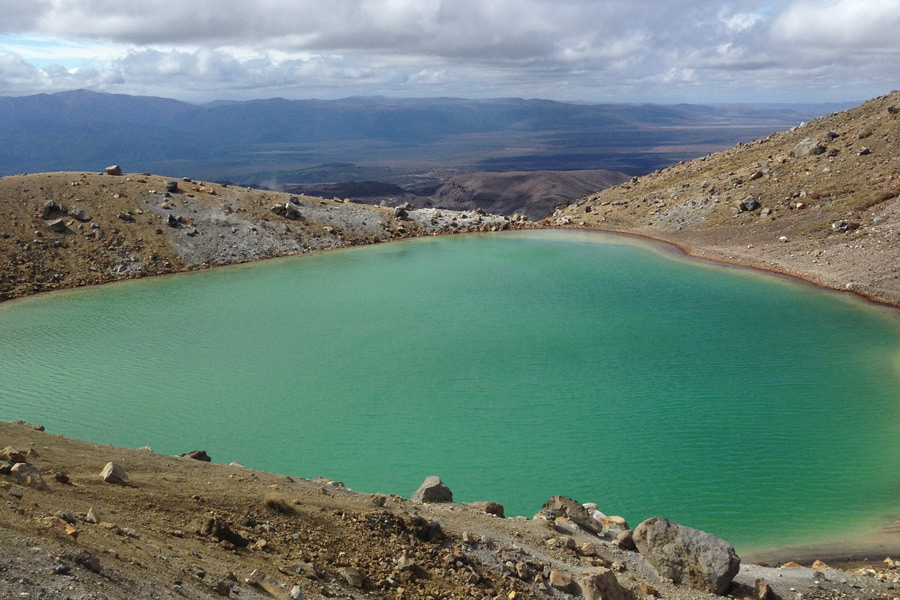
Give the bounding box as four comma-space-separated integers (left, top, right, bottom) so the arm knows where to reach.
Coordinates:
2, 230, 900, 552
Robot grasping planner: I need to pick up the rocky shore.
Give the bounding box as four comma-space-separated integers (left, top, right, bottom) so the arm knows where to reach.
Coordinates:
0, 170, 535, 303
549, 91, 900, 307
3, 420, 899, 600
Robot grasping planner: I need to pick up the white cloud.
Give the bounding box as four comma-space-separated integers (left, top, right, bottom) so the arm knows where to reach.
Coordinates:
0, 1, 896, 103
772, 0, 900, 49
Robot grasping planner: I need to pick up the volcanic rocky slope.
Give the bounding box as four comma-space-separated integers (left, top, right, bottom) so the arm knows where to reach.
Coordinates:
2, 420, 899, 600
551, 91, 900, 304
0, 172, 530, 302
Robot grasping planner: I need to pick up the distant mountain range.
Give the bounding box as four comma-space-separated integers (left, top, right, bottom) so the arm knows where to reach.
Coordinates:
0, 90, 851, 184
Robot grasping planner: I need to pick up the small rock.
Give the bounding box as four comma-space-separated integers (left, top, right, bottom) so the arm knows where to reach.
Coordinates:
10, 462, 49, 490
410, 475, 453, 503
165, 180, 179, 193
339, 566, 365, 588
468, 501, 505, 518
86, 507, 100, 523
0, 460, 11, 474
549, 570, 574, 592
52, 562, 71, 576
832, 220, 849, 232
100, 461, 129, 485
790, 137, 825, 158
246, 569, 281, 596
812, 559, 829, 570
756, 577, 779, 600
117, 212, 135, 223
105, 165, 122, 176
290, 584, 304, 599
42, 200, 62, 219
780, 561, 802, 569
615, 529, 636, 550
779, 236, 789, 243
54, 471, 70, 484
581, 569, 626, 600
9, 488, 23, 499
181, 450, 211, 462
48, 218, 67, 233
68, 207, 91, 222
215, 580, 233, 596
739, 196, 760, 212
1, 446, 27, 463
858, 147, 871, 156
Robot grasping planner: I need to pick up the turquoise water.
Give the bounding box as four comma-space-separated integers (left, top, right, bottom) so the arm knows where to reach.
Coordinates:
2, 230, 900, 553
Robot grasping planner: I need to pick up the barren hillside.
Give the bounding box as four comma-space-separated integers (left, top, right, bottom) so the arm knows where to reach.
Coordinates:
0, 171, 527, 302
553, 91, 900, 304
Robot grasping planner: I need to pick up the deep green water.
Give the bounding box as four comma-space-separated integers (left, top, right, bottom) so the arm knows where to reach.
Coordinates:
2, 230, 900, 553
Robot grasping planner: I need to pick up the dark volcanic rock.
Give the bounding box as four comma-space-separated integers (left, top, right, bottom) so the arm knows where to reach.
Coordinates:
182, 450, 211, 462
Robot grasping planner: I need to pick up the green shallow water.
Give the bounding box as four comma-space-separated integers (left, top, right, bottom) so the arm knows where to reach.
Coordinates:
2, 230, 900, 553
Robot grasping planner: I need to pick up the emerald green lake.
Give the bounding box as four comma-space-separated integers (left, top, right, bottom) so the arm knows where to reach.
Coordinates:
2, 230, 900, 553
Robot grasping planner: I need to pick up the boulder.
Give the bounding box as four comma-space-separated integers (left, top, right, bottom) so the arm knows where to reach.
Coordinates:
48, 218, 67, 233
790, 137, 826, 158
200, 517, 248, 547
1, 446, 27, 463
181, 450, 211, 462
10, 462, 49, 491
0, 460, 11, 474
410, 476, 453, 503
633, 517, 740, 595
535, 496, 603, 535
164, 180, 178, 193
105, 165, 122, 176
100, 461, 129, 485
615, 529, 636, 551
394, 206, 408, 219
41, 200, 62, 219
581, 569, 626, 600
468, 501, 505, 518
739, 196, 760, 212
68, 207, 91, 222
339, 566, 365, 588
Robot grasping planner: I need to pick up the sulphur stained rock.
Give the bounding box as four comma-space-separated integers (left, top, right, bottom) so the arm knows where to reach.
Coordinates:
633, 516, 740, 595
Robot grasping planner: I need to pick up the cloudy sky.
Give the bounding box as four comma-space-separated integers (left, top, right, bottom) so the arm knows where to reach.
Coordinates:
1, 0, 898, 103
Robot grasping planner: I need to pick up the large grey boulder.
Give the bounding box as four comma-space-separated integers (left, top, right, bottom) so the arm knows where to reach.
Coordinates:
105, 165, 122, 176
10, 462, 49, 491
633, 517, 740, 595
410, 476, 453, 503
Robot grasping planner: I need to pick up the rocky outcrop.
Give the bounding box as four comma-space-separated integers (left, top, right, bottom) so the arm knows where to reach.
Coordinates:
633, 517, 740, 595
410, 476, 453, 503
